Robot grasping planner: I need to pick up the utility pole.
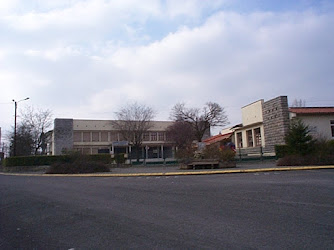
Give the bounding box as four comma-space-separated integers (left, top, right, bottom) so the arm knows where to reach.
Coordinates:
12, 97, 29, 156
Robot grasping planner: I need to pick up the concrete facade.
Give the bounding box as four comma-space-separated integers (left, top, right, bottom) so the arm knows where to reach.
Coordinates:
233, 96, 290, 156
50, 119, 175, 160
52, 119, 73, 155
234, 99, 268, 155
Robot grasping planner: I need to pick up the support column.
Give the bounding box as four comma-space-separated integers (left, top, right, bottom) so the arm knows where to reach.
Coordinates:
161, 145, 164, 159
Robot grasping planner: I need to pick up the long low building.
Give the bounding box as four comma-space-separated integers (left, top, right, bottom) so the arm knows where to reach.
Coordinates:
49, 119, 175, 160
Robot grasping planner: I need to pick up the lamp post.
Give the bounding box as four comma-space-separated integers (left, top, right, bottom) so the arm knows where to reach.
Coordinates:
12, 97, 29, 156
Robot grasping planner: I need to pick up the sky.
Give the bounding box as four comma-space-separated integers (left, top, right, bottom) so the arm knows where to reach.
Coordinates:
1, 0, 334, 141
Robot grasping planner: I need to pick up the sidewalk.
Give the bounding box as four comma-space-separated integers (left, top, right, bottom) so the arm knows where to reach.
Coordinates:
110, 160, 278, 174
1, 160, 333, 177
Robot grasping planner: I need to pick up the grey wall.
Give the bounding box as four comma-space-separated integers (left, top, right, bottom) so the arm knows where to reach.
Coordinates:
262, 96, 290, 149
53, 118, 73, 155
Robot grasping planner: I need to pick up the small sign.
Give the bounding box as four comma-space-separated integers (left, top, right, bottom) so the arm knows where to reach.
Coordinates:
112, 141, 129, 147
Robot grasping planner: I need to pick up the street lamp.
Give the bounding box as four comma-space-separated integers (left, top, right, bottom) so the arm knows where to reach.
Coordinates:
12, 97, 30, 156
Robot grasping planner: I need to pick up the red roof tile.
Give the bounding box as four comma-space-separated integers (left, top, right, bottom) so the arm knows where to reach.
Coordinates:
203, 132, 233, 145
289, 107, 334, 114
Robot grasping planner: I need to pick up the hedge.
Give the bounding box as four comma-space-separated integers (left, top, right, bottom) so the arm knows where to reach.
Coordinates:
3, 154, 112, 167
275, 145, 290, 159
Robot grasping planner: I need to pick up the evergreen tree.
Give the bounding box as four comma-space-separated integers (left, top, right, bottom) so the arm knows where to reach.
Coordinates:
285, 119, 314, 156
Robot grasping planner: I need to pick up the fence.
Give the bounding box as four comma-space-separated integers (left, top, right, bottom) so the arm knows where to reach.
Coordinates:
235, 146, 276, 162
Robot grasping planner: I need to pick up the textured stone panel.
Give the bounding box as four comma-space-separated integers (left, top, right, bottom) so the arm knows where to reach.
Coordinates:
262, 96, 289, 147
54, 118, 73, 155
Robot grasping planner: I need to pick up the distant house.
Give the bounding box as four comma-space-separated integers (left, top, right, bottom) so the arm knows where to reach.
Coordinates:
205, 96, 334, 157
48, 119, 175, 160
289, 107, 334, 140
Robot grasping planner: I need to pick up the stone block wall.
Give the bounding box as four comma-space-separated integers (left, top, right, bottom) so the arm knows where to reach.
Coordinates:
53, 118, 73, 155
262, 96, 290, 147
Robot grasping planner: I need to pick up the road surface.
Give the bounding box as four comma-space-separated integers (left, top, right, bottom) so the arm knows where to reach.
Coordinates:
1, 169, 333, 249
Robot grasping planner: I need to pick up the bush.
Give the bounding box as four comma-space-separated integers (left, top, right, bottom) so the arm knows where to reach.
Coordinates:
46, 154, 110, 174
3, 153, 112, 167
46, 162, 110, 174
3, 155, 62, 167
277, 154, 334, 166
284, 119, 314, 156
113, 153, 126, 164
275, 145, 290, 158
202, 145, 236, 162
175, 147, 196, 164
277, 139, 334, 166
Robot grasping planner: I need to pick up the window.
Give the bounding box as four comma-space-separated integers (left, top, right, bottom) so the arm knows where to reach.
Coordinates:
118, 133, 125, 141
151, 132, 157, 141
143, 133, 150, 141
73, 132, 82, 142
83, 132, 90, 142
98, 148, 110, 154
246, 130, 253, 147
101, 132, 108, 142
331, 120, 334, 137
110, 132, 118, 142
166, 132, 172, 141
254, 128, 261, 147
158, 132, 165, 141
236, 132, 243, 148
92, 132, 99, 142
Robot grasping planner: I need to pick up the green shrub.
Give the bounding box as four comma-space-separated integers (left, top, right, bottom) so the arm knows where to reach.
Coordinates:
175, 147, 196, 164
275, 145, 290, 158
46, 161, 110, 174
3, 153, 112, 167
277, 154, 334, 166
46, 154, 110, 174
113, 153, 126, 164
277, 139, 334, 166
285, 119, 315, 156
89, 154, 112, 164
3, 155, 63, 167
220, 149, 236, 162
202, 145, 236, 162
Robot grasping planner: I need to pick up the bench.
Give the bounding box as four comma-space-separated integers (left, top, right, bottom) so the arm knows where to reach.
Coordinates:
187, 160, 220, 170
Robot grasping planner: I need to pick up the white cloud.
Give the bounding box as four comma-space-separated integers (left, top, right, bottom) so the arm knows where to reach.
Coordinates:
0, 1, 333, 138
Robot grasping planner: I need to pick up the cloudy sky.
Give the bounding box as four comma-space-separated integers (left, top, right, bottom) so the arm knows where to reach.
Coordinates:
1, 0, 334, 139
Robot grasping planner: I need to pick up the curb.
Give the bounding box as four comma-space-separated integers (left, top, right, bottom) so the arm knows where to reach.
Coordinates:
0, 165, 333, 177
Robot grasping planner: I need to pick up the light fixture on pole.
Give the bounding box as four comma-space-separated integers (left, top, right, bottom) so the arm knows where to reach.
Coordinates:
12, 97, 30, 156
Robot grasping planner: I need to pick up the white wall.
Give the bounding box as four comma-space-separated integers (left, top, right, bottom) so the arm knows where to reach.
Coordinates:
241, 100, 264, 126
297, 115, 334, 140
234, 124, 265, 148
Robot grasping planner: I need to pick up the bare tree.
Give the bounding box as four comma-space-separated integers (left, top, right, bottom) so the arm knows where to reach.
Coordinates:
20, 106, 53, 155
112, 103, 155, 162
8, 123, 35, 156
291, 99, 306, 107
170, 102, 228, 142
166, 121, 195, 149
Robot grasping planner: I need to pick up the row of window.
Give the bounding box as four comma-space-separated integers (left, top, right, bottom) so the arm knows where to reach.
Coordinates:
73, 131, 170, 143
236, 127, 262, 148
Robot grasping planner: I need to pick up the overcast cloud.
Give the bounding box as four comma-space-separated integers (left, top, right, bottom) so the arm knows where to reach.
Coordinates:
1, 0, 334, 139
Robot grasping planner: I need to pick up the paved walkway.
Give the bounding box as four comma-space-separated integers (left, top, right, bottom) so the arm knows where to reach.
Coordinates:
1, 160, 333, 177
110, 160, 278, 174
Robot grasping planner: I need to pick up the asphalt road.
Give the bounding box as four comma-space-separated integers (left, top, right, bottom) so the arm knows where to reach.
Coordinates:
1, 170, 333, 249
